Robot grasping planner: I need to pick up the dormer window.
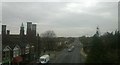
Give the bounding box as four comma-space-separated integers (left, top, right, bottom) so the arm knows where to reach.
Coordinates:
13, 45, 21, 57
3, 46, 11, 61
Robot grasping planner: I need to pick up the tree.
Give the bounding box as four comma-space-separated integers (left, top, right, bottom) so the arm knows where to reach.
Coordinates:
41, 30, 57, 51
41, 30, 56, 38
86, 31, 119, 63
86, 35, 105, 63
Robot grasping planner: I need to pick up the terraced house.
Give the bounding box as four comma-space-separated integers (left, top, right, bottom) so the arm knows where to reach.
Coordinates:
2, 22, 40, 65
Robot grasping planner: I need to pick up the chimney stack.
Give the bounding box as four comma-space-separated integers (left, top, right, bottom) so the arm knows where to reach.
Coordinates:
2, 25, 6, 36
7, 30, 10, 35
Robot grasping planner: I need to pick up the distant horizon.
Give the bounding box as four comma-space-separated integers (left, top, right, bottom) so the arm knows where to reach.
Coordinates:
0, 26, 118, 37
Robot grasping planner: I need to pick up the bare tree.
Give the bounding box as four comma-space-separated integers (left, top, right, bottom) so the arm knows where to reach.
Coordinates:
41, 30, 56, 38
41, 30, 57, 51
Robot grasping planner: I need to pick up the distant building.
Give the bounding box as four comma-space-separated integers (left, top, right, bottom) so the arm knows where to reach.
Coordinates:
94, 26, 100, 37
2, 22, 40, 65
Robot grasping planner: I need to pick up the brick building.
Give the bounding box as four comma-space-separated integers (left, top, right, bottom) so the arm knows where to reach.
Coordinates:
2, 22, 40, 65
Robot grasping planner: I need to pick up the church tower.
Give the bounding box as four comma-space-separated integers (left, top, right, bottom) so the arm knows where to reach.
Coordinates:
26, 22, 32, 36
32, 24, 36, 36
20, 23, 24, 36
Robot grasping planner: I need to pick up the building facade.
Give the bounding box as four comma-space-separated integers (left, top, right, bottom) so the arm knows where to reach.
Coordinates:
2, 22, 40, 65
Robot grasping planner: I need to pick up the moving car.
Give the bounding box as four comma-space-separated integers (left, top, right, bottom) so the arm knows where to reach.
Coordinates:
68, 48, 72, 52
71, 46, 74, 49
68, 46, 75, 52
39, 54, 50, 64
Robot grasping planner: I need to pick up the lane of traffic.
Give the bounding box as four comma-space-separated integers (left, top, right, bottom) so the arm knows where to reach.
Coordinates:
51, 38, 83, 63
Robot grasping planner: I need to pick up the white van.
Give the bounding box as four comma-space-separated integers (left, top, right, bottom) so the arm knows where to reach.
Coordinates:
39, 54, 50, 64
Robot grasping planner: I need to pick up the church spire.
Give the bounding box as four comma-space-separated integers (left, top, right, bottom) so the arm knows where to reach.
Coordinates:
21, 22, 24, 27
20, 23, 24, 36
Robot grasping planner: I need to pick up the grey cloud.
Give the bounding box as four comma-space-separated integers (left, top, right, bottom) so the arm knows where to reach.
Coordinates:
2, 2, 66, 23
2, 2, 118, 37
2, 0, 119, 2
0, 3, 2, 21
0, 3, 2, 33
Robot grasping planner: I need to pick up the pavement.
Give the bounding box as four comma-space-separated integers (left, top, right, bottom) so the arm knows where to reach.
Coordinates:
80, 48, 87, 58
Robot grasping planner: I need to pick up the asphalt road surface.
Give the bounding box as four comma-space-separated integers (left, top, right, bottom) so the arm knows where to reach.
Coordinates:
28, 38, 85, 65
50, 38, 85, 63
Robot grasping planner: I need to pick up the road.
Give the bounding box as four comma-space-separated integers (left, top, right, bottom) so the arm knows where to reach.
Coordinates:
28, 38, 85, 65
50, 38, 85, 63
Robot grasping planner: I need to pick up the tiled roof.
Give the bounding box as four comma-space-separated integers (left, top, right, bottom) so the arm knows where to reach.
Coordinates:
2, 35, 28, 50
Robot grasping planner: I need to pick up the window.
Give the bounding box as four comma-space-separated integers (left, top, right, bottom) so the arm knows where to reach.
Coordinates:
13, 45, 21, 57
31, 45, 34, 53
3, 46, 11, 61
25, 44, 30, 54
3, 51, 5, 60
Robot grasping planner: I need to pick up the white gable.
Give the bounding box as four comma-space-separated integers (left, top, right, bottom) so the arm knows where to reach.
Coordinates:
3, 46, 11, 51
13, 45, 20, 50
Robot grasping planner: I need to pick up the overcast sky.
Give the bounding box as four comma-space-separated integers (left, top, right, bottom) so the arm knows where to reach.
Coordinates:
1, 1, 118, 37
1, 0, 119, 2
